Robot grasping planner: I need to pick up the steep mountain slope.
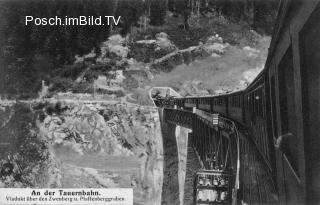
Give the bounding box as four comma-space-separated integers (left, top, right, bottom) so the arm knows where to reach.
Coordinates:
0, 6, 273, 205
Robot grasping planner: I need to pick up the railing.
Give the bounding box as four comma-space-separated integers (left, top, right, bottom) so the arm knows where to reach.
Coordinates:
162, 106, 278, 204
164, 108, 193, 129
163, 107, 241, 204
218, 116, 241, 205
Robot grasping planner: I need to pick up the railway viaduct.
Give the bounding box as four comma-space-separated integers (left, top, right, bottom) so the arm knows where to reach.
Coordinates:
151, 1, 320, 204
158, 106, 278, 205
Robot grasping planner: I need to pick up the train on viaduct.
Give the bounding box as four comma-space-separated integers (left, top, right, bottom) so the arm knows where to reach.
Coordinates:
152, 0, 320, 204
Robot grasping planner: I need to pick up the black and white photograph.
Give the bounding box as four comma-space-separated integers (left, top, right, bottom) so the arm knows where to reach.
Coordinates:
0, 0, 319, 204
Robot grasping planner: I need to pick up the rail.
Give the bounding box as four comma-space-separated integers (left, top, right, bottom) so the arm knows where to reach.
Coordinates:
218, 116, 240, 205
163, 108, 193, 129
163, 106, 241, 204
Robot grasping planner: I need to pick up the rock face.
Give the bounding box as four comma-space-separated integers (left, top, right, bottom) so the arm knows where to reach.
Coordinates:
130, 32, 229, 73
37, 101, 163, 204
132, 32, 178, 63
150, 34, 229, 72
97, 34, 129, 64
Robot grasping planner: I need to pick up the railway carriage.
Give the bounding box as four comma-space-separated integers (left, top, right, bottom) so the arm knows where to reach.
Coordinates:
164, 0, 320, 203
227, 91, 244, 123
198, 96, 213, 112
174, 97, 185, 109
212, 96, 228, 116
184, 97, 198, 110
263, 1, 320, 204
242, 73, 274, 169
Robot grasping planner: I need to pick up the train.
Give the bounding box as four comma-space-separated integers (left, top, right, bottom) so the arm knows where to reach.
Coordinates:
163, 0, 320, 204
173, 72, 271, 163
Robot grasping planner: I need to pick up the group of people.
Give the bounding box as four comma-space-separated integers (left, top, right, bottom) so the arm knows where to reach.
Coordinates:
197, 189, 227, 203
196, 172, 229, 204
152, 90, 175, 107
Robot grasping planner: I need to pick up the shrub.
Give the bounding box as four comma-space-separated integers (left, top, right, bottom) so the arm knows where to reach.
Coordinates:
58, 63, 87, 80
72, 82, 94, 93
49, 77, 73, 92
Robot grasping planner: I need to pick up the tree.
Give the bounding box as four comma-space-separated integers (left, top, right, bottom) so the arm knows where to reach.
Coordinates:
149, 0, 167, 26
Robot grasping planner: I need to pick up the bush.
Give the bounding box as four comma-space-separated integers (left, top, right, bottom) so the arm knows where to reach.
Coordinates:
72, 82, 94, 93
49, 77, 73, 92
123, 76, 139, 89
83, 71, 101, 83
96, 88, 125, 97
0, 104, 49, 186
57, 63, 87, 80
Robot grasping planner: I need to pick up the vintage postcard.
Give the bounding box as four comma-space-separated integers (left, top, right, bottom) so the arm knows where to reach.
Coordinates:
0, 0, 319, 204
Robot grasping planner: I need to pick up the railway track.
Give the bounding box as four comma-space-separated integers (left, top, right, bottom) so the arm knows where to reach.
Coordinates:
183, 139, 202, 205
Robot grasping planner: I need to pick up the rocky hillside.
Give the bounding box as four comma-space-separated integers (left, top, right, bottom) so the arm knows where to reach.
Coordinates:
150, 33, 270, 95
53, 15, 270, 101
0, 6, 274, 205
0, 101, 163, 205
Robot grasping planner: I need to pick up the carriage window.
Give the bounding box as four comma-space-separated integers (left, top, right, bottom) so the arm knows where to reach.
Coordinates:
278, 46, 299, 174
300, 6, 320, 196
235, 97, 237, 107
256, 89, 262, 117
270, 76, 278, 138
251, 93, 254, 111
255, 92, 258, 114
260, 89, 264, 117
255, 91, 258, 114
250, 93, 254, 112
262, 88, 265, 118
278, 47, 295, 134
237, 96, 239, 107
246, 95, 249, 109
258, 91, 261, 115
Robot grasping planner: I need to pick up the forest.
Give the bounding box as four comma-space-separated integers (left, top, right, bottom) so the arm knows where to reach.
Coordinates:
0, 0, 278, 98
